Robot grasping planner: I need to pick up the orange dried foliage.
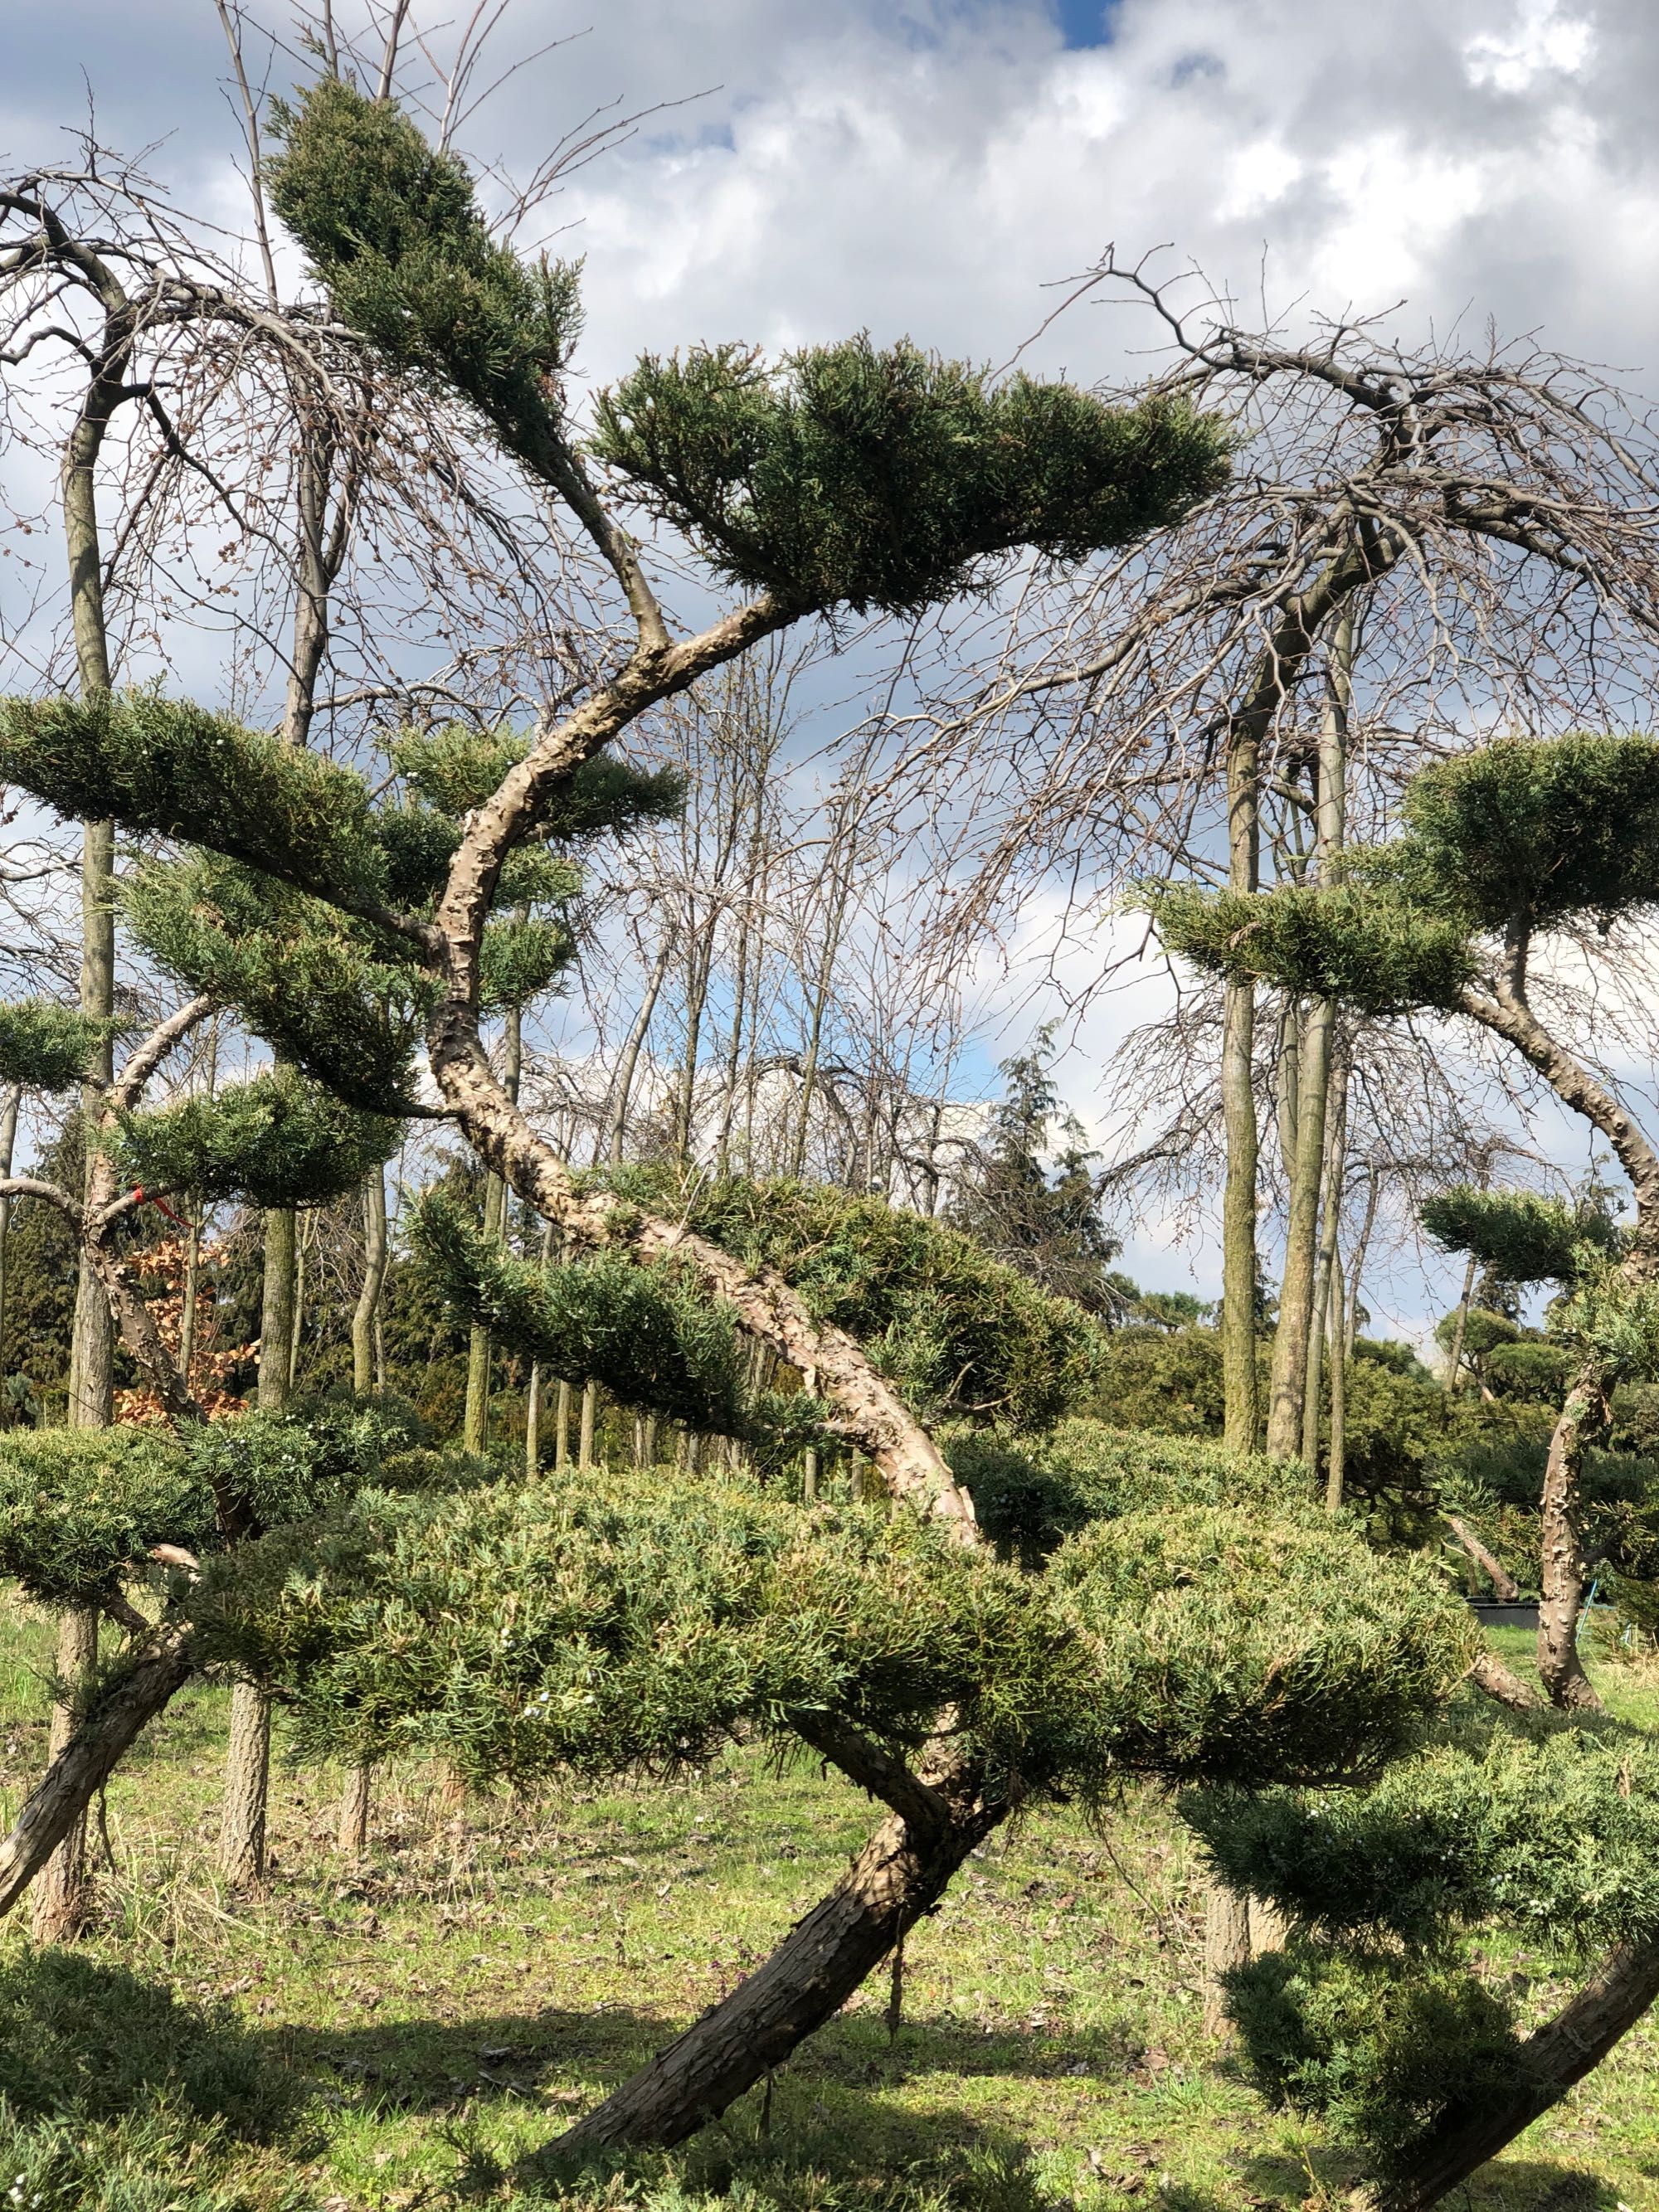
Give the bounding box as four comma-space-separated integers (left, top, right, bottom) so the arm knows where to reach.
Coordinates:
114, 1231, 255, 1426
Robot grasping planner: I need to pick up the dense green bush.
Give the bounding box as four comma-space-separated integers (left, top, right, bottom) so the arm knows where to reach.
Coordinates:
948, 1417, 1303, 1561
187, 1459, 1468, 1795
1224, 1946, 1521, 2169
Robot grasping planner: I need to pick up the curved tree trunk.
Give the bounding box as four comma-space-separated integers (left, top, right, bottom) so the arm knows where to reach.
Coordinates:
0, 1624, 196, 1920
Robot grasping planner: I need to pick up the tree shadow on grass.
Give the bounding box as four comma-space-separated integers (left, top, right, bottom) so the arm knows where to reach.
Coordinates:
261, 2000, 1227, 2208
1237, 2142, 1622, 2212
0, 1946, 296, 2139
258, 1996, 1151, 2122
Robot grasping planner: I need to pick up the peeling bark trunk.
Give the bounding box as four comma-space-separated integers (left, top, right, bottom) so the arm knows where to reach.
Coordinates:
1446, 1514, 1520, 1602
1467, 1648, 1540, 1712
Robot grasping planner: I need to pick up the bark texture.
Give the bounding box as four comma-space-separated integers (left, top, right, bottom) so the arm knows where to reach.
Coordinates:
29, 1607, 100, 1942
352, 1166, 388, 1396
556, 1757, 1002, 2150
1202, 1886, 1252, 2036
0, 1625, 195, 1920
338, 1761, 372, 1858
218, 1680, 273, 1888
1535, 1367, 1607, 1712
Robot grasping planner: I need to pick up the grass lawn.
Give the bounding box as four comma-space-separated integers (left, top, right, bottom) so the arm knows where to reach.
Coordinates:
0, 1600, 1656, 2211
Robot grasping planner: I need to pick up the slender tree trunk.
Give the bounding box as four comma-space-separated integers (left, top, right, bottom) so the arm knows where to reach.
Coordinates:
554, 1379, 572, 1471
463, 1174, 504, 1453
352, 1165, 388, 1397
465, 1009, 520, 1452
231, 1199, 295, 1891
606, 930, 675, 1168
338, 1761, 372, 1859
1220, 712, 1261, 1455
0, 1083, 21, 1378
1345, 1164, 1379, 1357
1267, 997, 1335, 1462
178, 1208, 203, 1392
1326, 1247, 1346, 1512
1442, 1252, 1479, 1407
287, 1217, 305, 1392
218, 1678, 272, 1889
0, 1625, 195, 1921
578, 1381, 597, 1470
258, 1207, 297, 1412
1535, 1363, 1607, 1712
1302, 1053, 1349, 1472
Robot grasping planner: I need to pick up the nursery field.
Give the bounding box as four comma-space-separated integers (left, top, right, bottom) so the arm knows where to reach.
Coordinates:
1, 1600, 1655, 2212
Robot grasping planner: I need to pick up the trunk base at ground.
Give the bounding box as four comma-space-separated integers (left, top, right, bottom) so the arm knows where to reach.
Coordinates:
338, 1761, 372, 1858
551, 1773, 1002, 2152
30, 1607, 100, 1943
1359, 1937, 1659, 2211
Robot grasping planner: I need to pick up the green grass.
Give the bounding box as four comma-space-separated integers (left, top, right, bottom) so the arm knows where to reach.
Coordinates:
0, 1597, 1656, 2211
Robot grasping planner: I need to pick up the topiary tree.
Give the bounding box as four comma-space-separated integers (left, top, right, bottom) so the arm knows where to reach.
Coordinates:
1150, 733, 1659, 1711
1147, 732, 1659, 2201
0, 69, 1501, 2163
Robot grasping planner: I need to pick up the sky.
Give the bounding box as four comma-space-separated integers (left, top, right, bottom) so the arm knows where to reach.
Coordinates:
4, 0, 1656, 1331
